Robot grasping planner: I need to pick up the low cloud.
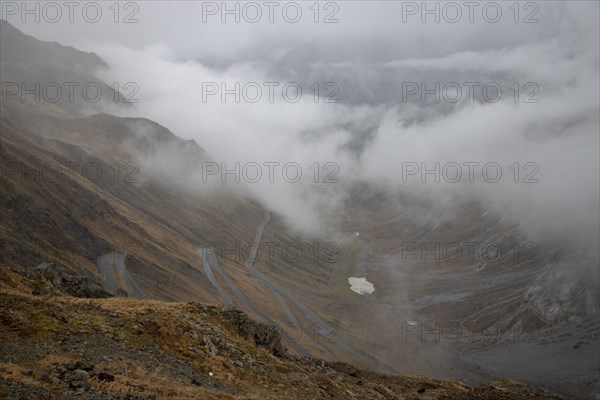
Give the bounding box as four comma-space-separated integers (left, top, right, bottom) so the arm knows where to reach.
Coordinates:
58, 1, 597, 266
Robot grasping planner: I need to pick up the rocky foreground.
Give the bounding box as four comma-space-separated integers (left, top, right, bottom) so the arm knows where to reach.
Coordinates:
0, 265, 563, 400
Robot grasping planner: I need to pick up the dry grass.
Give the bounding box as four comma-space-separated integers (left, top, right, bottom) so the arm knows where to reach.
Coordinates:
0, 286, 563, 400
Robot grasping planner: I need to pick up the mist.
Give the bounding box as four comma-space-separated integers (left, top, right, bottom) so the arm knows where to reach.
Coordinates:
10, 1, 599, 260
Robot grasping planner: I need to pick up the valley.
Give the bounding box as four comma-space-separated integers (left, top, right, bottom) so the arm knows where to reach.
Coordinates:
1, 8, 599, 399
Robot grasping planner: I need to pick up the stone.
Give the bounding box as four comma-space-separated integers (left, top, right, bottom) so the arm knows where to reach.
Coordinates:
70, 369, 89, 381
203, 336, 219, 355
75, 360, 94, 371
70, 380, 92, 390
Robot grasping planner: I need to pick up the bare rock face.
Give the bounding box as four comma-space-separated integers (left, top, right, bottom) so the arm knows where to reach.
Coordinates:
30, 263, 113, 298
221, 308, 287, 357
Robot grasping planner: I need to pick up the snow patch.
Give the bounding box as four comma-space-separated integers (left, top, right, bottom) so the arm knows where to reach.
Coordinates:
348, 277, 375, 295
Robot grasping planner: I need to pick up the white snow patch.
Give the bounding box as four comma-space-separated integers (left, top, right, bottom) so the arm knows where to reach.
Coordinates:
348, 277, 375, 295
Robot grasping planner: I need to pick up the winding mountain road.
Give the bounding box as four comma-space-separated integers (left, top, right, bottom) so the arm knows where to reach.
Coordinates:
96, 252, 146, 299
95, 216, 396, 369
195, 211, 331, 358
239, 211, 401, 371
197, 243, 309, 356
243, 211, 339, 360
198, 247, 233, 305
245, 211, 271, 267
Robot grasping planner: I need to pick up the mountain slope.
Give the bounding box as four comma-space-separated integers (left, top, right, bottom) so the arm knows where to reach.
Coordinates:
0, 22, 596, 399
0, 275, 563, 400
